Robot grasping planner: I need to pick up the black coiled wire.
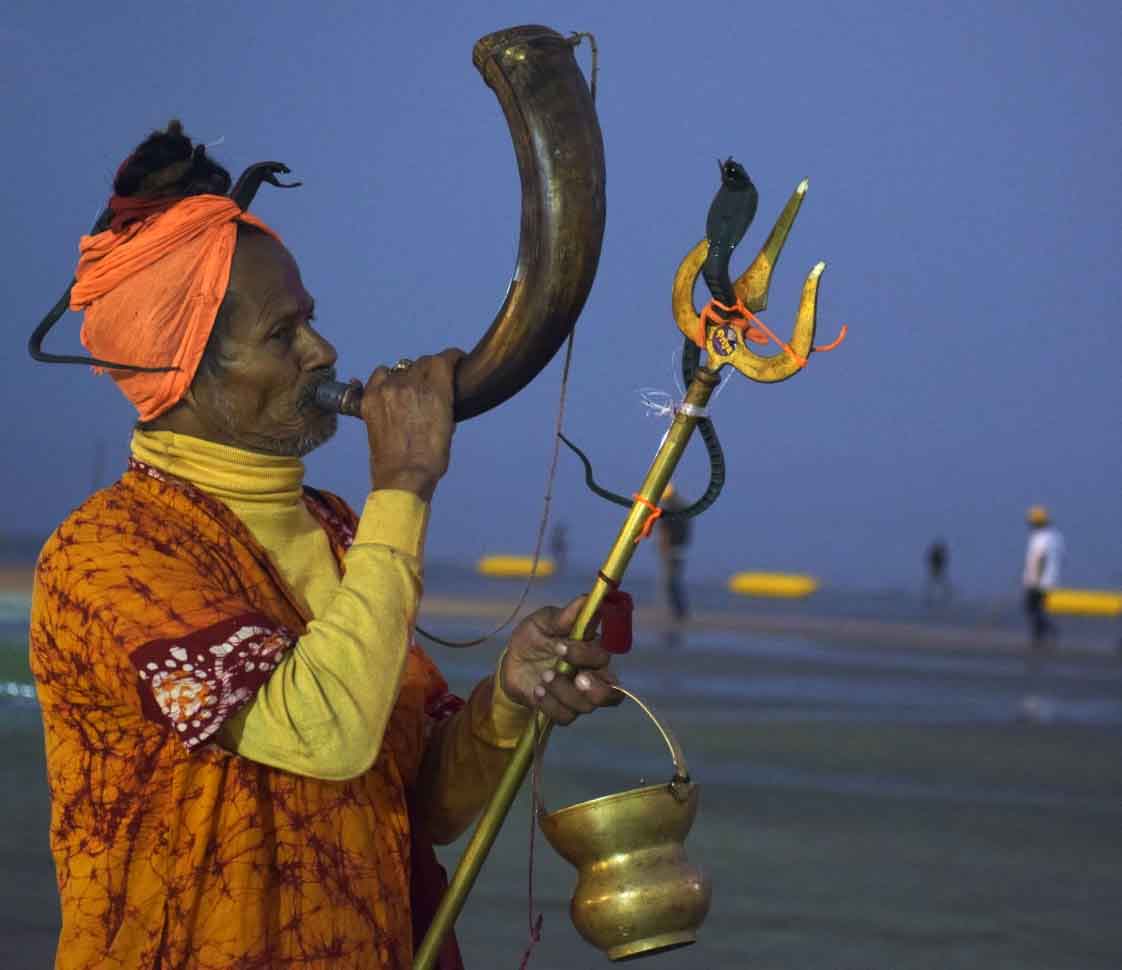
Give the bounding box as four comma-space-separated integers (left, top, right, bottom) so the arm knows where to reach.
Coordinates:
558, 334, 725, 519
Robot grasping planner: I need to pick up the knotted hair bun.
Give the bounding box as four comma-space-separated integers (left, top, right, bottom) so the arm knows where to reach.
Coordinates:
113, 119, 231, 199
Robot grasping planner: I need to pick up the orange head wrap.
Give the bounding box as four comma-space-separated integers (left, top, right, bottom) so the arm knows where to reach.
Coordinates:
70, 195, 281, 421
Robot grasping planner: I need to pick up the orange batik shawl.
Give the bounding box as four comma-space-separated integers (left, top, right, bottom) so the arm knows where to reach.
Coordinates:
30, 461, 463, 970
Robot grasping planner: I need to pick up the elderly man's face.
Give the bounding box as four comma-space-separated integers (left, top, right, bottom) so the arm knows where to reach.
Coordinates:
190, 231, 339, 457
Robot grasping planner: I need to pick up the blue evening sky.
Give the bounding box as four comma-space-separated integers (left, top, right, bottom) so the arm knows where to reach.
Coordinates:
3, 1, 1119, 596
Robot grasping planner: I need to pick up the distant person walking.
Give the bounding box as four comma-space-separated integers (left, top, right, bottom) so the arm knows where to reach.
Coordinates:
924, 538, 951, 604
549, 521, 569, 575
1023, 505, 1064, 647
657, 483, 692, 623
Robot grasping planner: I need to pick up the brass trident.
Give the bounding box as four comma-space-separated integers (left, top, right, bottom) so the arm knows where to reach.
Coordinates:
671, 177, 844, 383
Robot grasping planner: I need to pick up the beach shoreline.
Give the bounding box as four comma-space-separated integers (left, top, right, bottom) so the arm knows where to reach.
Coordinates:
2, 574, 1120, 968
5, 564, 1118, 658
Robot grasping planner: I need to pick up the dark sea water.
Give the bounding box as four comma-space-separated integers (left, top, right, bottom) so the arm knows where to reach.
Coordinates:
4, 558, 1120, 729
422, 559, 1119, 643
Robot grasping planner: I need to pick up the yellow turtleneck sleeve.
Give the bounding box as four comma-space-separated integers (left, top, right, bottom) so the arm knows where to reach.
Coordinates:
221, 488, 428, 779
130, 430, 530, 791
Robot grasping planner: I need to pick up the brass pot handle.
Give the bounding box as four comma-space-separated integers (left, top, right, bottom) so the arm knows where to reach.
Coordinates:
610, 685, 690, 785
534, 685, 691, 818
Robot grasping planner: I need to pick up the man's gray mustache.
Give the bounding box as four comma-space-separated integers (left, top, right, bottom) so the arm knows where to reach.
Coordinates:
299, 369, 338, 411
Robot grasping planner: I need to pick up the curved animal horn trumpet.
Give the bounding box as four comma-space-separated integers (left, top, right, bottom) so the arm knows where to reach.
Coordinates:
316, 25, 606, 422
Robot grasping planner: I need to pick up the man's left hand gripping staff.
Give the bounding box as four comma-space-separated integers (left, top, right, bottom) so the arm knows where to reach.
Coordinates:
500, 596, 622, 724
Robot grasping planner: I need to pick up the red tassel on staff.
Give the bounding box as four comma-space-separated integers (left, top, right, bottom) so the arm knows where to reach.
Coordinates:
599, 589, 634, 654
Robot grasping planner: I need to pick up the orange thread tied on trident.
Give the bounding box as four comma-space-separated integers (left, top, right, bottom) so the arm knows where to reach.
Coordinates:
631, 493, 663, 544
697, 297, 848, 369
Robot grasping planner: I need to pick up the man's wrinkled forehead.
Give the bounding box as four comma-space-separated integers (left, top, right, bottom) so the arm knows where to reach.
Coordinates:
227, 230, 312, 332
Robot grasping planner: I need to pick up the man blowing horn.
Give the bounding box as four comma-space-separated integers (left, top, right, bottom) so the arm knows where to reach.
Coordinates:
29, 121, 619, 970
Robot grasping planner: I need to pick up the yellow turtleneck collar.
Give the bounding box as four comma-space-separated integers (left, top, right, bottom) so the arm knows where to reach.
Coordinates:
131, 429, 339, 617
131, 430, 305, 507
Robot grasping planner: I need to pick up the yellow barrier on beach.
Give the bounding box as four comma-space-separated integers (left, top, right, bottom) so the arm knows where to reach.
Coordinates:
477, 555, 555, 579
1044, 588, 1122, 617
728, 572, 819, 599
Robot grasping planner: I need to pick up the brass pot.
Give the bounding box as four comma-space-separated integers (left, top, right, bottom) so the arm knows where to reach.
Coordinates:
537, 688, 711, 961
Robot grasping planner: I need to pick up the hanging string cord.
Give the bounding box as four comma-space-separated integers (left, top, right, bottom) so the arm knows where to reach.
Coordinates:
509, 32, 602, 970
568, 32, 599, 100
558, 338, 731, 522
414, 32, 599, 657
519, 721, 552, 970
414, 330, 577, 649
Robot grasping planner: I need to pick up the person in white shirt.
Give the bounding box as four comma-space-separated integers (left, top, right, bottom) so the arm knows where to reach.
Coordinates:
1023, 505, 1064, 646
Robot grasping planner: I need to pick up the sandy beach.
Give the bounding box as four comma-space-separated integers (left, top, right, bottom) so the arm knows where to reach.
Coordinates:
2, 577, 1120, 968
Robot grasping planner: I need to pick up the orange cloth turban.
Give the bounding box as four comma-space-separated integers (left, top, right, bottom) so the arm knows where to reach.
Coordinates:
71, 195, 281, 421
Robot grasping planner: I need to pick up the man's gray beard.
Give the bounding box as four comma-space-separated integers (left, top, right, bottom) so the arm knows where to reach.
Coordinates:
256, 412, 339, 458
199, 385, 339, 458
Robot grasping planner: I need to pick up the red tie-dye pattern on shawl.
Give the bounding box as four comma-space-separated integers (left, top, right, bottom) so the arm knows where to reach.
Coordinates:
30, 461, 464, 970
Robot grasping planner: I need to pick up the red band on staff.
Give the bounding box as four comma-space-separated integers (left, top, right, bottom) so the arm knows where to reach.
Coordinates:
632, 493, 662, 544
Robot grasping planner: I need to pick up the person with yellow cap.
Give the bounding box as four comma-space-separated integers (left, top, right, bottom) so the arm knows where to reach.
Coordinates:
27, 122, 621, 970
1023, 504, 1065, 647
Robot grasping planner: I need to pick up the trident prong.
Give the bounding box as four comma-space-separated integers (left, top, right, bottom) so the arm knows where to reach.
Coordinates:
736, 177, 807, 312
672, 179, 827, 384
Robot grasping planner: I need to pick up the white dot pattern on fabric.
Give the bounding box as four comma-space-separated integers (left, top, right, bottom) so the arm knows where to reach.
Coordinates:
131, 618, 294, 750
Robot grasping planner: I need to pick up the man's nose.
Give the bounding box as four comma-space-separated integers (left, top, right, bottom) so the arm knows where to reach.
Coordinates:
303, 327, 337, 371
